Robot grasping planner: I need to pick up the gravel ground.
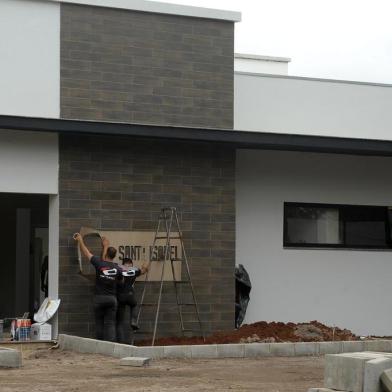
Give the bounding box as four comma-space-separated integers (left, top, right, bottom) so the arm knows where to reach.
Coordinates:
0, 348, 324, 392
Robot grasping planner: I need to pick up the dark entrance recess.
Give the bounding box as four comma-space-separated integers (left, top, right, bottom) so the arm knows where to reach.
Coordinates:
0, 193, 49, 321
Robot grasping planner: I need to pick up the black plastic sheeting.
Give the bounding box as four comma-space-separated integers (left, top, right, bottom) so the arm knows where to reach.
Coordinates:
235, 264, 252, 329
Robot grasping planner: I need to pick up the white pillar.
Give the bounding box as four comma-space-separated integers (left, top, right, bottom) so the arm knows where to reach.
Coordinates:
48, 194, 59, 338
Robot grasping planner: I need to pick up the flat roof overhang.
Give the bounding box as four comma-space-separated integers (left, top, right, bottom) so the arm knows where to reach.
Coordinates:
1, 114, 392, 157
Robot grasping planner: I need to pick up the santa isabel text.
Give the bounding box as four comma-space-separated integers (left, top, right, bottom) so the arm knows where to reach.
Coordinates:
118, 245, 180, 262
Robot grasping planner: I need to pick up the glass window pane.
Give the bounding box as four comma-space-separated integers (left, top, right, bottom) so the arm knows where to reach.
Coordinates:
286, 206, 342, 245
344, 206, 387, 246
345, 221, 386, 246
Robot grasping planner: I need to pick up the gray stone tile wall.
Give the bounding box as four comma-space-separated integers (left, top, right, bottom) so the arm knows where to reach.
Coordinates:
60, 4, 234, 129
58, 134, 235, 339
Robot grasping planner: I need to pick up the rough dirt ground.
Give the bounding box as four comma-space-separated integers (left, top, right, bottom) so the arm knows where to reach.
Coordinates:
0, 348, 324, 392
138, 320, 358, 346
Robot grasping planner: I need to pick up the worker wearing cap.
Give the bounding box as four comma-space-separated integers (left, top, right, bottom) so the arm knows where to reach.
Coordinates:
73, 233, 122, 342
116, 256, 150, 344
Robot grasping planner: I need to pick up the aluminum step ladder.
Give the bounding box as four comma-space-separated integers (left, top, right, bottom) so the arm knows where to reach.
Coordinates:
136, 207, 204, 346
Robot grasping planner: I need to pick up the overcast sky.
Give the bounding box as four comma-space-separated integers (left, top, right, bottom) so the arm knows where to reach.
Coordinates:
161, 0, 392, 84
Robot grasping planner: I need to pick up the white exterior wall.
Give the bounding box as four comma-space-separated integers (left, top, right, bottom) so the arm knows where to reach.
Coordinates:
0, 130, 58, 194
0, 0, 60, 118
49, 194, 60, 337
237, 149, 392, 336
234, 73, 392, 141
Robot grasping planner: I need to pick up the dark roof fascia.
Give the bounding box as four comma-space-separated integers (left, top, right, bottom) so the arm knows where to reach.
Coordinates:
1, 114, 392, 156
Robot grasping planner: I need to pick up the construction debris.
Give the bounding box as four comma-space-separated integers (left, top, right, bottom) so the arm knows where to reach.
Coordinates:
239, 335, 276, 344
137, 320, 358, 346
294, 323, 324, 341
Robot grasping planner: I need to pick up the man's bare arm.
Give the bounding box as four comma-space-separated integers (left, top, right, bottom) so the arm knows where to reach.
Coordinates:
140, 260, 150, 275
73, 233, 93, 261
101, 236, 109, 259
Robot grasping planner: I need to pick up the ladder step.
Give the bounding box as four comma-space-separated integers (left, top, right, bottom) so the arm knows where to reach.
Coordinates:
154, 236, 181, 239
140, 302, 196, 306
173, 280, 190, 284
133, 330, 152, 334
134, 329, 202, 334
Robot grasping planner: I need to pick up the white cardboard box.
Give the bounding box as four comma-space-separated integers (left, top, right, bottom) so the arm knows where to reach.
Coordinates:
30, 323, 51, 341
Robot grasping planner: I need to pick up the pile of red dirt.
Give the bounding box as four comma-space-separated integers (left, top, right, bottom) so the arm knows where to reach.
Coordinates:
137, 320, 358, 346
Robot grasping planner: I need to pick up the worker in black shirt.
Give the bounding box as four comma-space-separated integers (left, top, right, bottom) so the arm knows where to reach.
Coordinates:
73, 233, 122, 342
116, 257, 150, 344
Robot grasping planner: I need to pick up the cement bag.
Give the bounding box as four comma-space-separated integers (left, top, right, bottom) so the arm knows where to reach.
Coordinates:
34, 298, 61, 324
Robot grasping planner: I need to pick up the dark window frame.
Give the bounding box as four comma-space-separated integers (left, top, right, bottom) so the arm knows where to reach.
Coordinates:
283, 202, 392, 250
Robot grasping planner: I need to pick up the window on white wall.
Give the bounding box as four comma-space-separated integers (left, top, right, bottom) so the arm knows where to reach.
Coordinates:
284, 202, 391, 249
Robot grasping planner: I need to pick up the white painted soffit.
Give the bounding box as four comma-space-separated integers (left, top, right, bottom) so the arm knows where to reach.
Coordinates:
46, 0, 241, 21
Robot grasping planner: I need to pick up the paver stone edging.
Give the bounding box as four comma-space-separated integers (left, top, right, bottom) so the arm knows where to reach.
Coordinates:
0, 347, 22, 368
57, 335, 392, 359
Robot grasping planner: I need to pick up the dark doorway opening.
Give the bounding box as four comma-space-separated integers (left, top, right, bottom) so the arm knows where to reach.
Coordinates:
0, 193, 49, 321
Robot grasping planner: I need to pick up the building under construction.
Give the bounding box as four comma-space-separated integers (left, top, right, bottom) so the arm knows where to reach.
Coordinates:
1, 0, 392, 340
